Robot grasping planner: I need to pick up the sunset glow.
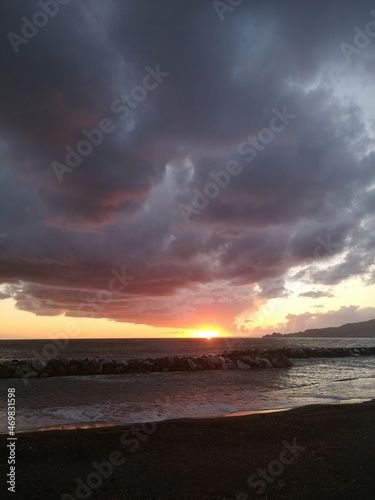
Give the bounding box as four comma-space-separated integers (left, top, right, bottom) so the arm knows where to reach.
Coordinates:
193, 329, 222, 340
0, 1, 375, 340
2, 4, 375, 499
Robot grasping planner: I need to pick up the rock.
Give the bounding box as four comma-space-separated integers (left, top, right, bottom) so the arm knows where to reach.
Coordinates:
0, 367, 10, 378
142, 360, 153, 371
14, 364, 32, 378
272, 355, 293, 368
118, 360, 129, 368
167, 356, 179, 371
114, 366, 126, 374
206, 355, 223, 369
101, 359, 115, 374
5, 367, 16, 376
241, 356, 261, 368
79, 360, 92, 375
0, 348, 296, 377
258, 357, 273, 368
88, 358, 101, 374
175, 357, 189, 371
55, 365, 68, 376
159, 357, 169, 369
195, 356, 208, 370
236, 360, 250, 370
69, 365, 79, 375
187, 358, 198, 370
31, 359, 48, 372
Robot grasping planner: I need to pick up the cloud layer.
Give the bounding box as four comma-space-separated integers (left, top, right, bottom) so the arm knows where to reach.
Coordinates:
0, 0, 374, 332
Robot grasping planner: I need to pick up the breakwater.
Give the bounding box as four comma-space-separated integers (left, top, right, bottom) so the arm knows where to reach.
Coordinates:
283, 347, 375, 358
1, 347, 374, 379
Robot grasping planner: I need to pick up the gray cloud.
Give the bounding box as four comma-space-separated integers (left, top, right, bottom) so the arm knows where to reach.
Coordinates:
299, 290, 334, 299
280, 306, 375, 333
0, 0, 374, 330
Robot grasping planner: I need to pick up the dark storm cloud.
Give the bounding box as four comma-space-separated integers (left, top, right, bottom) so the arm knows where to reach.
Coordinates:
0, 0, 374, 329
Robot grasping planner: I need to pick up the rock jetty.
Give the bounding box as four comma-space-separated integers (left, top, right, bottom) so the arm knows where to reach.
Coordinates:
1, 347, 374, 380
0, 349, 291, 379
281, 346, 375, 358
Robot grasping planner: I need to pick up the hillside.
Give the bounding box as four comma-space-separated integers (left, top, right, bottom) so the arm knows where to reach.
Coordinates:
263, 319, 375, 338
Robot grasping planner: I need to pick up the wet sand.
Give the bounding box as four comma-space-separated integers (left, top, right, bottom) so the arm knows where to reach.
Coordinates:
2, 400, 375, 499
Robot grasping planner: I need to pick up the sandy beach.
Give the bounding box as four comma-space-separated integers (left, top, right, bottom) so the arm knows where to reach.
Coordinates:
2, 400, 375, 500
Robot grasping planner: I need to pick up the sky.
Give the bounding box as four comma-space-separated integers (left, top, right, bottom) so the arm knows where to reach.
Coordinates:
0, 0, 375, 339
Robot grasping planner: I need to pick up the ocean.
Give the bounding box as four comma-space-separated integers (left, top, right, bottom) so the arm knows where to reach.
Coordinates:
1, 337, 375, 432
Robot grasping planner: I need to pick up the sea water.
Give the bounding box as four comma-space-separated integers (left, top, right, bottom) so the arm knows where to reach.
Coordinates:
0, 337, 374, 432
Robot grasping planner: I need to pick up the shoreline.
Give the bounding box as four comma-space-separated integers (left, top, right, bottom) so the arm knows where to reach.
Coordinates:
3, 397, 371, 436
2, 399, 375, 499
2, 408, 294, 436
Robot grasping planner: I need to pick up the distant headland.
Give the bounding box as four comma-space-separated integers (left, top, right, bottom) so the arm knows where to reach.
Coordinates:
263, 318, 375, 338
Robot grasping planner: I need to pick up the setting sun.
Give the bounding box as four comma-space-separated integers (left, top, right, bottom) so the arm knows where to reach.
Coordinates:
194, 329, 221, 339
